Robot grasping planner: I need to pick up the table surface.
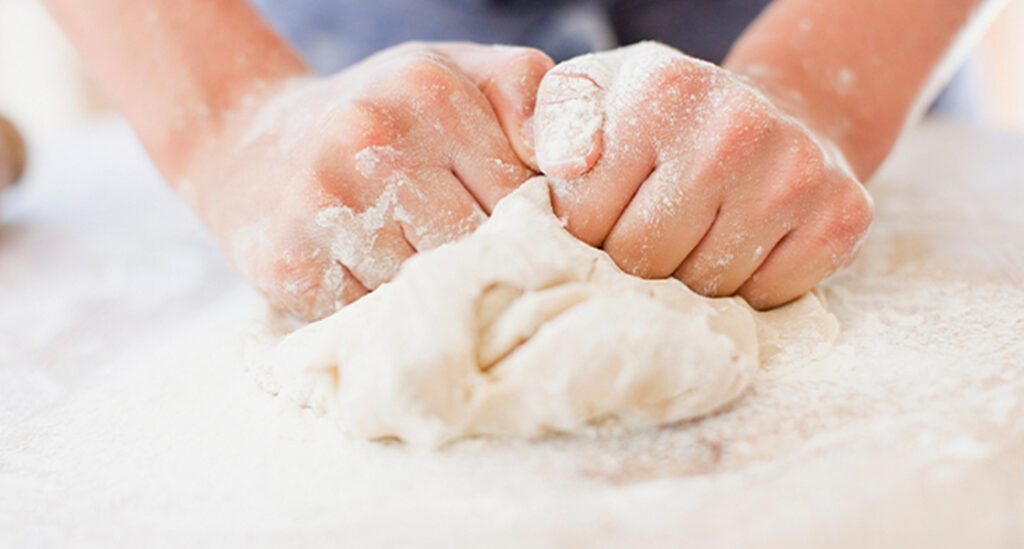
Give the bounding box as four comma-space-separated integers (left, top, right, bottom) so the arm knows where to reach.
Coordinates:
1, 118, 1022, 548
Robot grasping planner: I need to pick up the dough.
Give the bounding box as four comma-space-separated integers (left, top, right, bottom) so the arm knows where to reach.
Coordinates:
251, 177, 835, 446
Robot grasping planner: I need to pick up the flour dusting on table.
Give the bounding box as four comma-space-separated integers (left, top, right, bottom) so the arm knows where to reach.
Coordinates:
1, 121, 1022, 547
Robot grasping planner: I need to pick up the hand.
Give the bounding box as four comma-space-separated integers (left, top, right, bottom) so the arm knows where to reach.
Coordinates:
531, 42, 873, 309
184, 42, 553, 320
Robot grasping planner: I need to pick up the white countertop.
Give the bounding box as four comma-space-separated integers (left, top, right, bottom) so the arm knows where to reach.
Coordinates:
1, 118, 1022, 548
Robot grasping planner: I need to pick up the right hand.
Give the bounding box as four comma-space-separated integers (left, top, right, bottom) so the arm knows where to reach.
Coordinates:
182, 42, 553, 321
530, 43, 873, 309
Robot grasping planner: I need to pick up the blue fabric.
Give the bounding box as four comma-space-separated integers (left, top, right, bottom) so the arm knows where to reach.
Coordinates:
249, 0, 772, 74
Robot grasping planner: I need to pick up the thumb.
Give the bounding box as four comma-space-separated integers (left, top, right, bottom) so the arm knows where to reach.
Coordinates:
533, 53, 610, 179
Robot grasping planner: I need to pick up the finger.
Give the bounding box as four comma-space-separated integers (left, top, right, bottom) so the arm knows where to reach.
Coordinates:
541, 45, 713, 246
670, 136, 795, 296
368, 49, 534, 212
323, 262, 371, 305
261, 245, 370, 322
483, 50, 553, 171
533, 53, 611, 178
673, 206, 789, 297
322, 203, 417, 292
601, 160, 721, 278
447, 99, 536, 214
542, 74, 659, 247
296, 260, 370, 321
383, 51, 534, 212
395, 167, 488, 252
425, 43, 555, 170
736, 227, 842, 310
547, 136, 655, 247
739, 171, 873, 309
533, 42, 699, 180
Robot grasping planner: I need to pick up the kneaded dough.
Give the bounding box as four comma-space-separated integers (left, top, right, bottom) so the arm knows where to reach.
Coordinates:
251, 177, 835, 446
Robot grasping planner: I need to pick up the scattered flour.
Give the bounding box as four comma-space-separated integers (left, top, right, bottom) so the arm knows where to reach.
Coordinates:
1, 82, 1022, 549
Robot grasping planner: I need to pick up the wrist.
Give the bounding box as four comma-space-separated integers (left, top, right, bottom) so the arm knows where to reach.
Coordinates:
151, 32, 312, 186
726, 59, 860, 168
160, 63, 312, 187
722, 0, 1000, 182
726, 59, 875, 188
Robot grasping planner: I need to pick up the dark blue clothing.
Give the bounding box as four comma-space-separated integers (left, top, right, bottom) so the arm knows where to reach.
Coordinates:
250, 0, 772, 74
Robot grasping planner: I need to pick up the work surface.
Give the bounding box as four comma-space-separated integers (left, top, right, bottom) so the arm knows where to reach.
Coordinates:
1, 119, 1022, 547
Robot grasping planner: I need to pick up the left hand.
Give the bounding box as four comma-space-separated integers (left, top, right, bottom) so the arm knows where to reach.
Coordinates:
530, 42, 874, 309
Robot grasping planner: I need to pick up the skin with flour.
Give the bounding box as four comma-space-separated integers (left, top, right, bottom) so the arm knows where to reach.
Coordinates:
531, 0, 1006, 309
39, 0, 1004, 320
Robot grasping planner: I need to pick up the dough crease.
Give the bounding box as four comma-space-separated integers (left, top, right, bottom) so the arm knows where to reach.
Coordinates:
250, 177, 834, 446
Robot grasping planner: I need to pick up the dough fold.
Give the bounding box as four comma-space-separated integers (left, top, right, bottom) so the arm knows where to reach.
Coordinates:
254, 177, 831, 446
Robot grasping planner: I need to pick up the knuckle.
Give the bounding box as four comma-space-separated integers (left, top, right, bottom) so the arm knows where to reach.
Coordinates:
816, 217, 868, 268
280, 171, 359, 226
394, 53, 463, 101
507, 47, 556, 75
762, 177, 805, 212
724, 97, 779, 144
831, 184, 874, 244
328, 101, 399, 152
642, 56, 694, 90
675, 258, 728, 298
763, 138, 827, 207
713, 102, 779, 163
606, 241, 656, 279
849, 184, 875, 228
790, 138, 827, 185
487, 47, 556, 112
627, 56, 701, 109
811, 231, 854, 274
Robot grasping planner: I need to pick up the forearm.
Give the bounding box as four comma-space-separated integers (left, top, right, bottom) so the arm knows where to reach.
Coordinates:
43, 0, 309, 183
725, 0, 1007, 180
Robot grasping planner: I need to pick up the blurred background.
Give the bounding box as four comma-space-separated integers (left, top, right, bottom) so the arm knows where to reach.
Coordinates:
0, 0, 1021, 143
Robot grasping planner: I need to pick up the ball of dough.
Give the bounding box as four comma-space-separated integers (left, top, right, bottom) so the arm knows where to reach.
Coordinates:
256, 178, 764, 446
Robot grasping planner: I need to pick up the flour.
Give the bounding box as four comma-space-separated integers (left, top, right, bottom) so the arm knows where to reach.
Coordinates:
2, 82, 1023, 549
533, 54, 609, 173
248, 177, 836, 446
315, 183, 401, 290
241, 42, 864, 446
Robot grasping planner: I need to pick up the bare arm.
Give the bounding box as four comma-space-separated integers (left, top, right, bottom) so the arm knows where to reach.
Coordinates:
41, 0, 309, 184
529, 0, 1007, 308
40, 0, 550, 320
725, 0, 1008, 180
